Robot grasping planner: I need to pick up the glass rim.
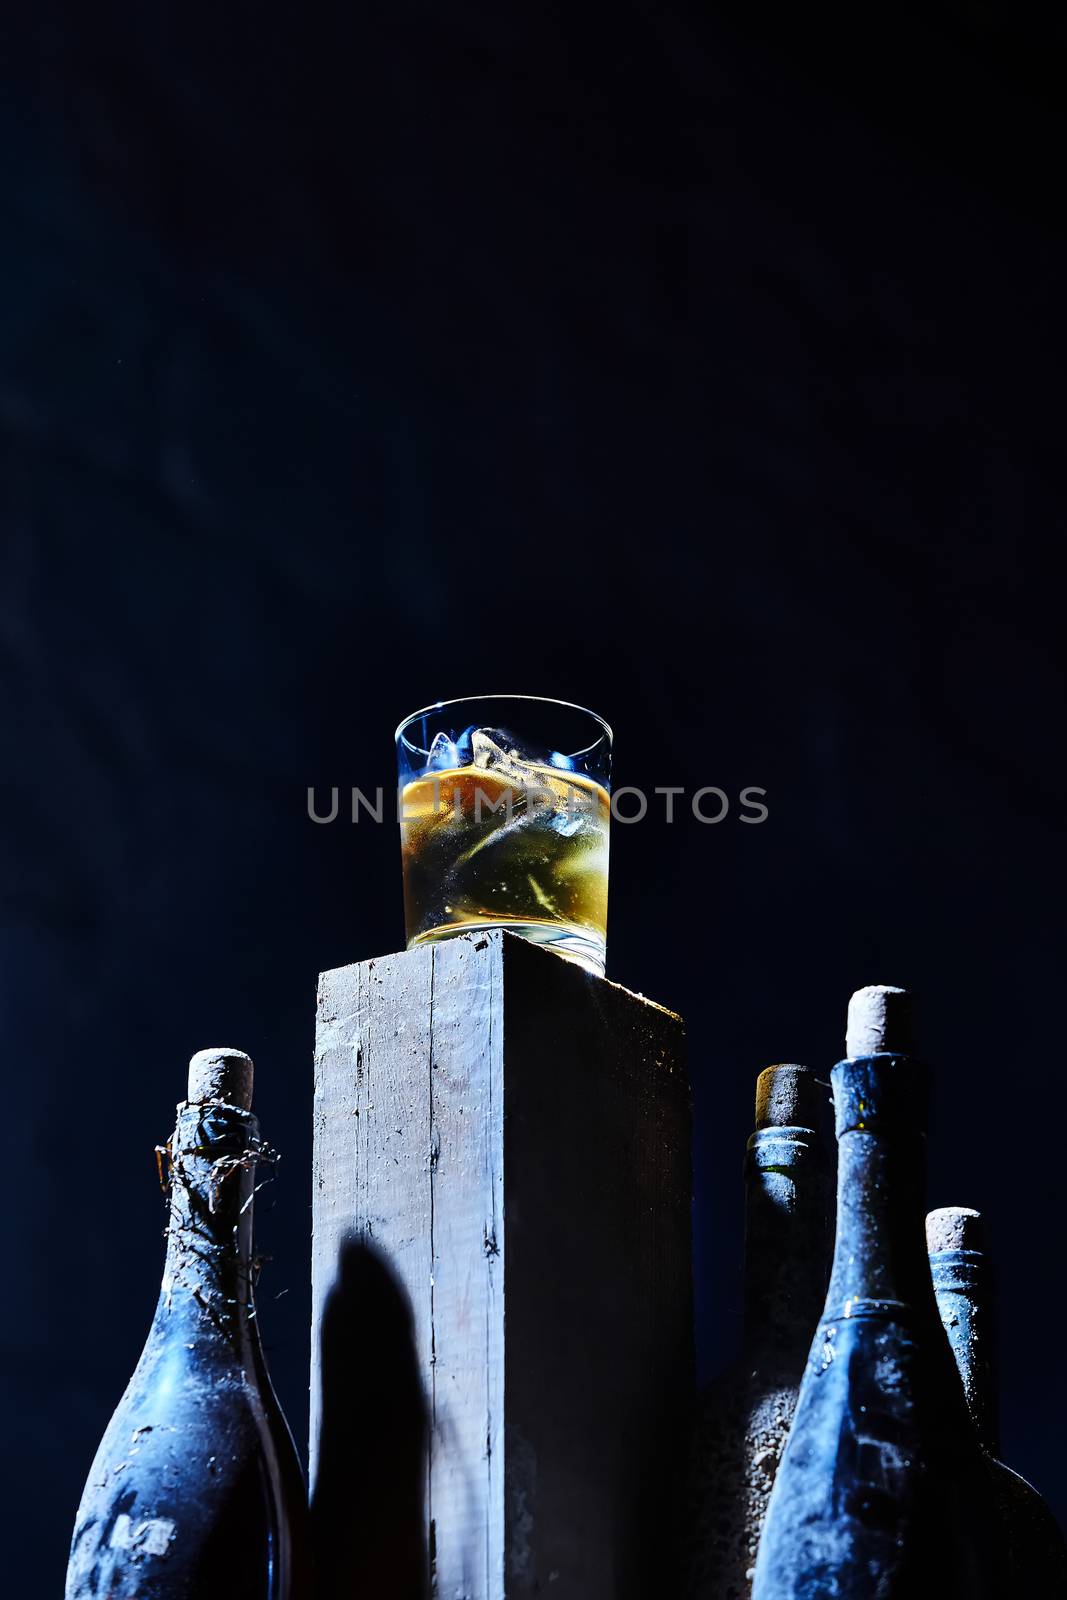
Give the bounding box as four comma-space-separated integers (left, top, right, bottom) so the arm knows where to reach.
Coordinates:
395, 693, 613, 758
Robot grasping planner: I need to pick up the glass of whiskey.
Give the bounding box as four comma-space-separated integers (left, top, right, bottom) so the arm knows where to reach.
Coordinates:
396, 695, 612, 976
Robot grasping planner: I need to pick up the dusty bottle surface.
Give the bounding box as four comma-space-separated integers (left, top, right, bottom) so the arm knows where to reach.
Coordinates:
927, 1206, 1067, 1597
752, 986, 999, 1600
66, 1048, 309, 1599
687, 1063, 832, 1598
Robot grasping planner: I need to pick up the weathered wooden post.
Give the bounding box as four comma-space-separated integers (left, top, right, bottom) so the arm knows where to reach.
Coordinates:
310, 930, 692, 1600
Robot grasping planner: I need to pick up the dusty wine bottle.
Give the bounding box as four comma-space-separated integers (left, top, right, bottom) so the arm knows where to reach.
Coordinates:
687, 1064, 831, 1598
66, 1048, 309, 1599
752, 986, 998, 1599
927, 1206, 1067, 1596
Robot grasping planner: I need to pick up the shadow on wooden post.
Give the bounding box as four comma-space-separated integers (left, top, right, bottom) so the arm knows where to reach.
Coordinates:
312, 935, 692, 1597
311, 1236, 428, 1600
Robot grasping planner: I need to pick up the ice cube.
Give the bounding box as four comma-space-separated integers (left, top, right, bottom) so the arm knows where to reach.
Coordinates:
470, 729, 527, 780
466, 731, 537, 835
426, 731, 462, 771
453, 806, 529, 867
548, 796, 602, 837
547, 775, 600, 836
549, 810, 587, 838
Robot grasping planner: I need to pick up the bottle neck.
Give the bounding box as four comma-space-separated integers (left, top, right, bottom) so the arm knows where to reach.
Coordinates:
823, 1054, 935, 1322
930, 1250, 998, 1453
156, 1100, 267, 1357
742, 1125, 829, 1360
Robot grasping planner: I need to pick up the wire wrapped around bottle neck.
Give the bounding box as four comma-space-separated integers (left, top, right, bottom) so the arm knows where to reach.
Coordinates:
158, 1099, 277, 1342
161, 1100, 275, 1212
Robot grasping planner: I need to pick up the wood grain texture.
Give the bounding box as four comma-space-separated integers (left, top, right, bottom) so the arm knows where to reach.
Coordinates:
311, 931, 691, 1600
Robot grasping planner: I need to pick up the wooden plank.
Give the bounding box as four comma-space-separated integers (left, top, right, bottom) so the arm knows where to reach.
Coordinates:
310, 948, 435, 1597
502, 942, 692, 1599
426, 934, 505, 1599
311, 931, 691, 1600
308, 957, 360, 1473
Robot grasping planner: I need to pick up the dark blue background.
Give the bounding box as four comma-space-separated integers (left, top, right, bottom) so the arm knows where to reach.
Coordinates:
2, 3, 1065, 1588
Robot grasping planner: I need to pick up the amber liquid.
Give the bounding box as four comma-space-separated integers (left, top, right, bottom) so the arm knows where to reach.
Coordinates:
400, 764, 610, 974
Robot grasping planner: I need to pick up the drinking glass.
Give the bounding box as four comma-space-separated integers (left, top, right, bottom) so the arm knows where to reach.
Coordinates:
396, 695, 612, 976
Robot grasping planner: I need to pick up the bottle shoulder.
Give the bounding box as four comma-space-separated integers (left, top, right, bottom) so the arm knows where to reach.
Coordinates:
987, 1454, 1067, 1596
80, 1308, 300, 1484
754, 1309, 999, 1596
69, 1350, 307, 1600
794, 1307, 983, 1443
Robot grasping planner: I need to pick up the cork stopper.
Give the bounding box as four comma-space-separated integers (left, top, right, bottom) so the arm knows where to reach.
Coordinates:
754, 1063, 823, 1130
188, 1047, 254, 1109
926, 1206, 984, 1255
845, 985, 915, 1058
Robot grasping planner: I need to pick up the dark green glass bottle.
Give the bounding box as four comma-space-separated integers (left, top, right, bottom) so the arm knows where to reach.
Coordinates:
752, 987, 998, 1599
927, 1205, 1067, 1597
66, 1048, 309, 1599
687, 1063, 831, 1597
